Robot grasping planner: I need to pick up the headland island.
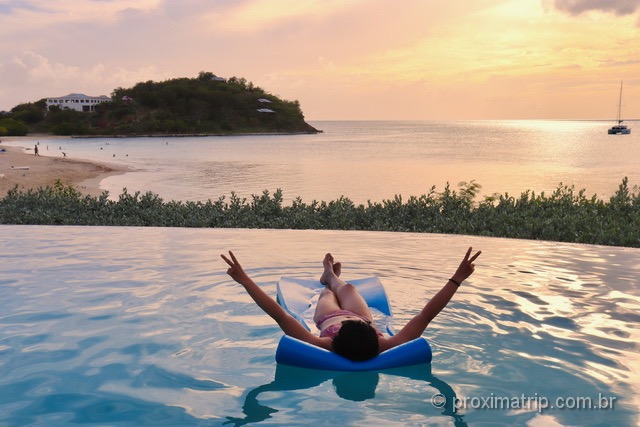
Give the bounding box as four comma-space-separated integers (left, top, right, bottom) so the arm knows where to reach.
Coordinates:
0, 71, 320, 137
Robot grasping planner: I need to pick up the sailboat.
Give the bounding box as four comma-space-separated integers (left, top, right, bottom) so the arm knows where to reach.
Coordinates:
608, 81, 631, 134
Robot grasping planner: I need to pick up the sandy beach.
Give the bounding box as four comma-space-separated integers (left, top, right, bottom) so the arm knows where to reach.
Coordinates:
0, 137, 128, 198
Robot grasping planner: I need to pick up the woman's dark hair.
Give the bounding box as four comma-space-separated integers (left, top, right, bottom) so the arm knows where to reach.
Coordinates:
331, 320, 379, 361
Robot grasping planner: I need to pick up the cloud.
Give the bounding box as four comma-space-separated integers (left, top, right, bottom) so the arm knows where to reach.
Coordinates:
211, 0, 371, 33
0, 51, 168, 110
0, 1, 52, 15
552, 0, 640, 16
0, 1, 638, 118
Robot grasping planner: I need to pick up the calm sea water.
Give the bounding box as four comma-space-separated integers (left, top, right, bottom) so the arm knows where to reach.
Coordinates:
11, 120, 640, 203
0, 226, 638, 426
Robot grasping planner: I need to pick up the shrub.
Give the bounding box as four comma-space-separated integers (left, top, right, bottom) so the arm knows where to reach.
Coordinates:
1, 179, 638, 247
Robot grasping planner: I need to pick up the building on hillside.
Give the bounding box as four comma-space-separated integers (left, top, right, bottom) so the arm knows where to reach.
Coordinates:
257, 108, 276, 117
46, 93, 111, 112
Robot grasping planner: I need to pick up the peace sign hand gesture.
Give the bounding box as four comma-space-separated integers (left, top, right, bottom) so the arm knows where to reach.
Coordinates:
221, 251, 251, 285
451, 247, 482, 284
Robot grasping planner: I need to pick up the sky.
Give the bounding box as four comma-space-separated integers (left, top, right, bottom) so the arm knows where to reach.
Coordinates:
0, 0, 639, 120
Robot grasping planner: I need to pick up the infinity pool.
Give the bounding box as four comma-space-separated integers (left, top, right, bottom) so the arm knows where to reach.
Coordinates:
0, 226, 638, 426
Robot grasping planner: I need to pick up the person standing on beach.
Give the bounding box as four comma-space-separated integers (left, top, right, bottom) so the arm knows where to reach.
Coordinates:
34, 145, 39, 156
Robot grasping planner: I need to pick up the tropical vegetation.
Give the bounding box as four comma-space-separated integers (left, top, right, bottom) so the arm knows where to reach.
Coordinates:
0, 72, 318, 136
1, 178, 639, 248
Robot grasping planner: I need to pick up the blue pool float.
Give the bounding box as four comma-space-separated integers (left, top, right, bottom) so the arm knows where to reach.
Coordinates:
275, 276, 432, 371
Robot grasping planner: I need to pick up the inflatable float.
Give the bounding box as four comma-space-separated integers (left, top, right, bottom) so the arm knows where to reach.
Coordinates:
275, 276, 432, 371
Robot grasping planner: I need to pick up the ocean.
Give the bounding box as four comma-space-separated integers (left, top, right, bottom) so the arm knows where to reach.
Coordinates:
15, 120, 640, 204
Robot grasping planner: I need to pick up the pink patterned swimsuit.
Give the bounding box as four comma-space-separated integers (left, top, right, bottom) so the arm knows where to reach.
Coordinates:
316, 310, 383, 339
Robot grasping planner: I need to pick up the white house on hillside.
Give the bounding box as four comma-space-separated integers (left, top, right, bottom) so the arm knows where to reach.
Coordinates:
46, 93, 111, 112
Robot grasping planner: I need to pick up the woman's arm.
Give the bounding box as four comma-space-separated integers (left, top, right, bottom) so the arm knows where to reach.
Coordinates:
221, 251, 330, 348
382, 247, 481, 350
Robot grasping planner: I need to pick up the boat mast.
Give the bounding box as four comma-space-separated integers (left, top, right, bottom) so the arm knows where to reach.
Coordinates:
616, 81, 624, 125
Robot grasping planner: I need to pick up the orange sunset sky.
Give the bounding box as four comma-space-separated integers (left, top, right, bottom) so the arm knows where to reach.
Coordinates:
0, 0, 638, 120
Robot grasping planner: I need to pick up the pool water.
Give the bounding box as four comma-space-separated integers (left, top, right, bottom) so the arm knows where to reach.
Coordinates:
1, 226, 638, 426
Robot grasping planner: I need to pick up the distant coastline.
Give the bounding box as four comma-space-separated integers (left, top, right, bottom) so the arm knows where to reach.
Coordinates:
69, 130, 323, 139
0, 140, 128, 198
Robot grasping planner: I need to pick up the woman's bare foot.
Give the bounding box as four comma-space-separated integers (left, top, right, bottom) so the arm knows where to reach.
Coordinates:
333, 262, 341, 277
320, 253, 336, 285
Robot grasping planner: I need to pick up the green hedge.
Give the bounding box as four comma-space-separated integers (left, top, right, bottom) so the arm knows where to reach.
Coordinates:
1, 178, 639, 247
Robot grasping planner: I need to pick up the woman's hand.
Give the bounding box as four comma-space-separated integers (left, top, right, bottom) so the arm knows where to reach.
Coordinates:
221, 251, 251, 285
451, 247, 481, 284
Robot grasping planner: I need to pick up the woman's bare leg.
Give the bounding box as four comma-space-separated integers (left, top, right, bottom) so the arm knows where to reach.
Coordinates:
314, 255, 343, 323
318, 253, 373, 321
313, 288, 341, 324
